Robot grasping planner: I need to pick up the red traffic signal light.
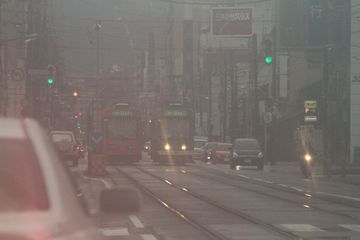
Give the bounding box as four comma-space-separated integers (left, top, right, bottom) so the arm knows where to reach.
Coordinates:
72, 91, 78, 97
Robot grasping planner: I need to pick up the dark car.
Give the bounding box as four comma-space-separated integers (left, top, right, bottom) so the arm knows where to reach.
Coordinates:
230, 138, 264, 170
50, 130, 79, 167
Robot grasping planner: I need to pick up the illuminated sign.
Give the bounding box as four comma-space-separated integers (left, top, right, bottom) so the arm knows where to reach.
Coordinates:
164, 110, 188, 117
112, 110, 132, 117
304, 100, 317, 109
304, 100, 317, 122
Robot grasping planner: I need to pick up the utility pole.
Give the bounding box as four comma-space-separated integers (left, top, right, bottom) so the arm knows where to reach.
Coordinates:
251, 33, 258, 138
230, 51, 237, 141
95, 20, 101, 90
271, 27, 277, 99
222, 59, 227, 142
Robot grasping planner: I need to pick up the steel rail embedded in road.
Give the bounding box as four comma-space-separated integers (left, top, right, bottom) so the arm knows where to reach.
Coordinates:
133, 166, 303, 240
181, 169, 360, 221
113, 166, 230, 240
191, 164, 360, 209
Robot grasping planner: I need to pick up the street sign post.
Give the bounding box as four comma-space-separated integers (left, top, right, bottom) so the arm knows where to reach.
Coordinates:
90, 132, 104, 153
10, 68, 25, 81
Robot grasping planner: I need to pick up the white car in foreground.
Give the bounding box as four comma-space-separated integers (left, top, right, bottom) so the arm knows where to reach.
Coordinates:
0, 118, 139, 240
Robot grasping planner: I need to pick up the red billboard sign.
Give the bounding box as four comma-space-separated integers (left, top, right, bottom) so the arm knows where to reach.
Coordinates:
212, 8, 252, 36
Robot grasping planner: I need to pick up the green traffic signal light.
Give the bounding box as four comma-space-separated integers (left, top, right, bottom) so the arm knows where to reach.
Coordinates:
264, 56, 273, 64
47, 78, 54, 85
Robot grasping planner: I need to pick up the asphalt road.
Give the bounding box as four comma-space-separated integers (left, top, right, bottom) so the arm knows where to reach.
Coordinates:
72, 153, 360, 240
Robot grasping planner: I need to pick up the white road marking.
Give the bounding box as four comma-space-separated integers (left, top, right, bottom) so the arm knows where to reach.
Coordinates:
253, 177, 273, 184
129, 215, 144, 228
278, 183, 289, 188
101, 179, 112, 189
141, 234, 158, 240
339, 224, 360, 232
290, 187, 304, 192
279, 224, 324, 232
101, 227, 129, 236
81, 172, 111, 189
237, 174, 249, 179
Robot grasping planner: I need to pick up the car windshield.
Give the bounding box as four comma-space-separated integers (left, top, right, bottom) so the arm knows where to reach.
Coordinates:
106, 119, 137, 140
234, 140, 260, 150
205, 143, 217, 150
215, 143, 232, 151
194, 141, 206, 148
0, 139, 49, 212
51, 133, 73, 142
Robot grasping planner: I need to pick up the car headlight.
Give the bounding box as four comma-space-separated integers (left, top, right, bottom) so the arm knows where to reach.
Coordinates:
304, 153, 312, 162
164, 144, 171, 151
233, 152, 238, 158
181, 144, 187, 150
257, 152, 264, 158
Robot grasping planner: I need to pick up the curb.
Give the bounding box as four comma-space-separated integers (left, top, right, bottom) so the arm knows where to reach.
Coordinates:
314, 192, 360, 208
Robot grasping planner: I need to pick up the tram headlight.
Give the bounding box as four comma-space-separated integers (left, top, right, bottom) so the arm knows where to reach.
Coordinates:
181, 144, 187, 150
304, 153, 312, 162
164, 143, 171, 151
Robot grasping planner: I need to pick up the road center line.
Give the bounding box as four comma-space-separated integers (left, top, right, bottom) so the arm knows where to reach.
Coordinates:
129, 215, 144, 228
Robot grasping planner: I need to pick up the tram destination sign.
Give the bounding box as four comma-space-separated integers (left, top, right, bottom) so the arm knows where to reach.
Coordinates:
111, 110, 132, 117
164, 110, 188, 117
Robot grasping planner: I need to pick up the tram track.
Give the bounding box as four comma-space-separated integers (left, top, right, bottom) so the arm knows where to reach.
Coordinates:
115, 166, 304, 240
170, 167, 360, 222
191, 164, 360, 209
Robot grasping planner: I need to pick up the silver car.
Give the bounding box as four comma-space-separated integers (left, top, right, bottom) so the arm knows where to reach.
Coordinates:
0, 118, 139, 240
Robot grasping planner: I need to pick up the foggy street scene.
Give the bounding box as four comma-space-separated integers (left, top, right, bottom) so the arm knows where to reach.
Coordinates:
1, 0, 360, 239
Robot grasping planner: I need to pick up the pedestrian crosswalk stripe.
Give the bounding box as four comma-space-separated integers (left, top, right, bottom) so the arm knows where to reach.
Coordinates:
141, 234, 159, 240
101, 227, 129, 236
339, 224, 360, 232
129, 215, 145, 228
279, 224, 325, 232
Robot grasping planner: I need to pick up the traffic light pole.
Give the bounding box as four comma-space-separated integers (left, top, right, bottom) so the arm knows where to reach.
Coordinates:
251, 33, 259, 138
272, 27, 278, 99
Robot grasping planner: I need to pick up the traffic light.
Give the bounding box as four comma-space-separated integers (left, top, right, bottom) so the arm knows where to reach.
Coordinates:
72, 90, 79, 97
263, 39, 273, 65
76, 122, 81, 129
47, 65, 56, 85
